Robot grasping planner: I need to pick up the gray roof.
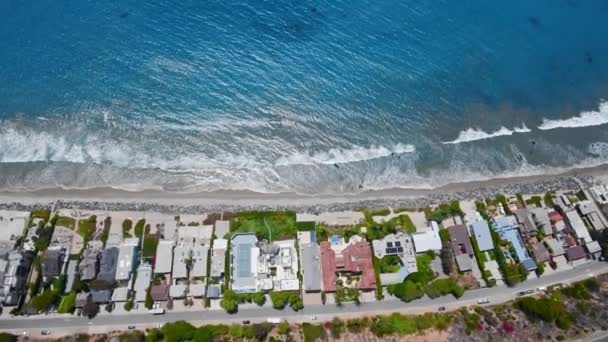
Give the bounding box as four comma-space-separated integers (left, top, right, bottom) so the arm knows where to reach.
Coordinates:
471, 221, 494, 252
41, 249, 63, 278
532, 243, 551, 263
514, 209, 537, 234
530, 208, 552, 235
134, 264, 152, 302
231, 234, 258, 293
0, 251, 33, 306
521, 258, 538, 272
90, 289, 112, 303
78, 248, 100, 281
300, 243, 321, 292
207, 285, 221, 298
97, 247, 119, 282
65, 260, 78, 293
154, 240, 174, 274
447, 225, 473, 256
455, 254, 473, 271
116, 241, 138, 281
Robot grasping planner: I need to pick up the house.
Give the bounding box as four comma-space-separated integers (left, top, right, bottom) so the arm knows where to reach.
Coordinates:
565, 211, 592, 243
210, 238, 227, 279
90, 289, 112, 304
79, 248, 100, 281
565, 245, 587, 264
447, 225, 473, 256
150, 284, 170, 302
532, 243, 551, 263
493, 216, 537, 272
154, 240, 174, 275
75, 292, 89, 308
544, 237, 565, 257
111, 287, 129, 302
116, 238, 139, 282
97, 247, 119, 283
189, 284, 206, 298
372, 232, 417, 285
455, 254, 473, 271
207, 285, 222, 299
0, 250, 34, 306
172, 244, 209, 280
134, 263, 153, 302
231, 234, 258, 293
530, 208, 552, 236
577, 200, 608, 231
256, 239, 299, 291
585, 241, 602, 259
589, 184, 608, 205
41, 248, 65, 280
411, 221, 442, 253
471, 221, 494, 252
514, 209, 537, 236
319, 235, 375, 292
298, 231, 321, 293
169, 284, 187, 299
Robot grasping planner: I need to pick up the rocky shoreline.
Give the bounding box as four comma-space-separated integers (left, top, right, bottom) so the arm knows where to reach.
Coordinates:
0, 174, 596, 214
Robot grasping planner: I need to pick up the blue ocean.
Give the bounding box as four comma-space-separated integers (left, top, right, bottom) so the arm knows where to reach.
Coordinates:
1, 0, 608, 194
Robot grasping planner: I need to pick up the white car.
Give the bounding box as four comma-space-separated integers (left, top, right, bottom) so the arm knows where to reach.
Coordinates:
477, 298, 490, 304
310, 316, 317, 320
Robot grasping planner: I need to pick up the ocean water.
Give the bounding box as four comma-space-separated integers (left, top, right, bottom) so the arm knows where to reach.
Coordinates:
1, 0, 608, 194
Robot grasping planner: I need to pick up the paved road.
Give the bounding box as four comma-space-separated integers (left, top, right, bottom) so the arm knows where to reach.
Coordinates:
2, 262, 607, 337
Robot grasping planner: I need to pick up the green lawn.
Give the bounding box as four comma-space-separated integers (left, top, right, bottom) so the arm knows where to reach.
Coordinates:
230, 211, 297, 240
77, 216, 96, 240
55, 216, 76, 230
58, 292, 76, 313
302, 323, 326, 342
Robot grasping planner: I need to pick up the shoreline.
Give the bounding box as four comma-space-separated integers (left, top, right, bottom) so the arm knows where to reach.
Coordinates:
0, 162, 606, 214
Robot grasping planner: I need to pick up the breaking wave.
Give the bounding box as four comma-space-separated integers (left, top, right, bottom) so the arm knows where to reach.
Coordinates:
442, 124, 531, 145
539, 100, 608, 130
274, 143, 416, 166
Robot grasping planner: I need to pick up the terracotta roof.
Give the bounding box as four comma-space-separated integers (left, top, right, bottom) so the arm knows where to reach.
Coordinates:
150, 284, 170, 301
566, 245, 586, 261
549, 211, 563, 222
319, 240, 375, 292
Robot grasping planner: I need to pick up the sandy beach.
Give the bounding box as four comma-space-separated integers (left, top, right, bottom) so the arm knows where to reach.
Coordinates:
0, 162, 606, 214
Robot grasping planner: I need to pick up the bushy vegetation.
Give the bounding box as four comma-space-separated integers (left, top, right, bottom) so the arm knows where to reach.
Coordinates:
302, 323, 326, 342
370, 312, 452, 337
237, 292, 267, 306
31, 208, 51, 222
30, 275, 66, 312
122, 219, 133, 238
78, 215, 96, 241
379, 254, 402, 273
560, 281, 593, 300
515, 297, 573, 330
544, 192, 555, 208
230, 211, 297, 240
295, 221, 316, 231
269, 291, 302, 310
371, 255, 384, 300
143, 235, 159, 258
330, 317, 344, 338
463, 310, 481, 335
387, 280, 424, 302
425, 278, 464, 299
220, 290, 238, 313
134, 219, 146, 238
55, 215, 76, 229
423, 201, 463, 222
526, 196, 543, 208
490, 228, 527, 286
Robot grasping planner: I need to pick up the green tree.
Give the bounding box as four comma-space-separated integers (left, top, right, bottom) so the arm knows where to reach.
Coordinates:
221, 290, 238, 313
145, 288, 154, 309
277, 320, 290, 335
330, 317, 344, 338
134, 219, 146, 239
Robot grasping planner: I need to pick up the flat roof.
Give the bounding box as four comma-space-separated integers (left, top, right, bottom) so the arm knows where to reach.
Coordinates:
231, 234, 258, 292
214, 220, 230, 238
566, 211, 592, 243
116, 243, 137, 281
154, 240, 174, 274
301, 243, 321, 292
471, 221, 494, 252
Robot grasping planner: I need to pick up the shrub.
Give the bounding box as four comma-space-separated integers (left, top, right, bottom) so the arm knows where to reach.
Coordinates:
161, 321, 196, 342
221, 290, 238, 313
134, 219, 146, 238
122, 219, 133, 238
302, 323, 326, 342
387, 280, 423, 302
330, 318, 344, 338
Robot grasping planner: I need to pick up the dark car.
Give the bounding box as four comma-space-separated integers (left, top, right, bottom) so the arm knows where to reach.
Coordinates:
242, 320, 251, 325
438, 306, 446, 312
127, 326, 136, 330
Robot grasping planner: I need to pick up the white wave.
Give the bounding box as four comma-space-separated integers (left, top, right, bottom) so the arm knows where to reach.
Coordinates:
538, 100, 608, 130
442, 123, 531, 145
274, 143, 416, 166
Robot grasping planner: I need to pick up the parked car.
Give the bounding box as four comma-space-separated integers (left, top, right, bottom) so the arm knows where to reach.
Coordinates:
438, 306, 446, 312
22, 332, 29, 337
311, 316, 317, 320
599, 256, 606, 262
242, 320, 251, 325
41, 331, 51, 336
477, 298, 490, 304
127, 326, 136, 330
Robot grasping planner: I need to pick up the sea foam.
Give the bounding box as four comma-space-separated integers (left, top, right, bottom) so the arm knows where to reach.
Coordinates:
274, 143, 416, 166
538, 101, 608, 130
442, 124, 531, 145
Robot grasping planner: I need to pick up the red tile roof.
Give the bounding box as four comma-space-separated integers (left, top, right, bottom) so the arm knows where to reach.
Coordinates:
549, 211, 563, 222
319, 240, 376, 292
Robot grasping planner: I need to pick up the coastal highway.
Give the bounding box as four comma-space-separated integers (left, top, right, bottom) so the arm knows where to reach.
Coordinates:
1, 262, 607, 337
